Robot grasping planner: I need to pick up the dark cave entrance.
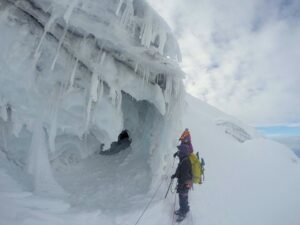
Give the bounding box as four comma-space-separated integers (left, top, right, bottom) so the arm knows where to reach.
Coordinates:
100, 130, 131, 155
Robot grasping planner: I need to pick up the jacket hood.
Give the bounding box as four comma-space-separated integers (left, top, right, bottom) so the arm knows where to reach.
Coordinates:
177, 143, 190, 159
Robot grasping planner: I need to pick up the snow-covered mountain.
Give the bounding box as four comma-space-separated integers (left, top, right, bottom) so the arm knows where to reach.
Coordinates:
0, 1, 299, 225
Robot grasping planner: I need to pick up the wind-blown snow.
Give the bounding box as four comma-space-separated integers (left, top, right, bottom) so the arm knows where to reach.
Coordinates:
0, 0, 299, 225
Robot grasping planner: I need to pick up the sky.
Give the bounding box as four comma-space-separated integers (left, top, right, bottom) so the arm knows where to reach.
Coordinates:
257, 125, 300, 137
147, 0, 300, 136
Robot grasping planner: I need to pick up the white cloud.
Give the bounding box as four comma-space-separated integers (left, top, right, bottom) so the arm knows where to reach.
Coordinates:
147, 0, 300, 126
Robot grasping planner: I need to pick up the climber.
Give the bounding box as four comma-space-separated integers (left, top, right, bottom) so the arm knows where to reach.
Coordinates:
171, 144, 193, 222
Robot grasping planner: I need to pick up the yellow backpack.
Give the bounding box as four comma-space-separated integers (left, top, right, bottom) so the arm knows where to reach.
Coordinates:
189, 152, 205, 184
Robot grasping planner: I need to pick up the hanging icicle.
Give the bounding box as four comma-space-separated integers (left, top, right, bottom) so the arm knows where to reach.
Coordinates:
64, 0, 80, 24
27, 120, 65, 195
84, 51, 106, 131
68, 58, 78, 91
134, 63, 139, 73
34, 15, 57, 58
115, 0, 124, 16
140, 12, 153, 48
51, 25, 68, 71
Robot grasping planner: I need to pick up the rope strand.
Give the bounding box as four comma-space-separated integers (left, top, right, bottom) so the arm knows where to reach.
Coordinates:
134, 156, 177, 225
134, 179, 164, 225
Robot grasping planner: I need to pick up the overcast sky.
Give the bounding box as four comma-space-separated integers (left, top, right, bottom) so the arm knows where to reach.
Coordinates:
147, 0, 300, 128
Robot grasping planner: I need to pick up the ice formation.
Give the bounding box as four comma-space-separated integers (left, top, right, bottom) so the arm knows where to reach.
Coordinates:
0, 0, 184, 199
0, 1, 299, 224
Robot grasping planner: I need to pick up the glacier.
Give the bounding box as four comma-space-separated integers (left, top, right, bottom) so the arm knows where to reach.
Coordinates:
0, 0, 300, 225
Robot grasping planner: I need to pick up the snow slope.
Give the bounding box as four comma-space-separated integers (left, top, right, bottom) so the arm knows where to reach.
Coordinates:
0, 0, 300, 225
183, 95, 300, 225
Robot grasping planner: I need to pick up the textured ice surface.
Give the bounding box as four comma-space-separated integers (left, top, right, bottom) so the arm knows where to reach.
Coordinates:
0, 0, 184, 200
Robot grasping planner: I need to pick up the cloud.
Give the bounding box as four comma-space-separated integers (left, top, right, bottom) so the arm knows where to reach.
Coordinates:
147, 0, 300, 126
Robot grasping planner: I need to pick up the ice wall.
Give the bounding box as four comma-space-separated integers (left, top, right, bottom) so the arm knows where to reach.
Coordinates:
0, 0, 184, 196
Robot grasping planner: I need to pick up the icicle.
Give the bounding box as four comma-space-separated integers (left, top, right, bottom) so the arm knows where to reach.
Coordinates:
85, 99, 92, 131
121, 4, 131, 26
48, 83, 65, 153
163, 75, 172, 112
34, 15, 57, 58
12, 120, 23, 138
1, 105, 7, 122
90, 51, 106, 102
27, 120, 65, 196
142, 69, 146, 88
158, 32, 167, 55
99, 52, 106, 68
6, 104, 12, 122
67, 37, 86, 91
116, 90, 122, 113
172, 79, 178, 98
48, 112, 57, 153
109, 87, 116, 105
90, 72, 99, 103
140, 13, 153, 48
68, 58, 78, 91
145, 69, 150, 84
98, 80, 104, 100
1, 124, 8, 152
134, 63, 139, 73
115, 0, 124, 16
31, 15, 57, 88
63, 0, 80, 24
141, 68, 150, 87
84, 51, 106, 131
51, 25, 68, 71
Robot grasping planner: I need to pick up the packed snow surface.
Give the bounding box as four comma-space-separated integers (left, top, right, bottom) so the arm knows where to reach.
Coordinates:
0, 0, 300, 225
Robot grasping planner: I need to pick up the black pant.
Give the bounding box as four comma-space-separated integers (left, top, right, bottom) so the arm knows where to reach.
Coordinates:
177, 184, 190, 214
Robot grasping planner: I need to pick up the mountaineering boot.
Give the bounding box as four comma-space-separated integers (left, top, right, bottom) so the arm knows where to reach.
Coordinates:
176, 213, 186, 222
175, 208, 189, 215
174, 209, 182, 215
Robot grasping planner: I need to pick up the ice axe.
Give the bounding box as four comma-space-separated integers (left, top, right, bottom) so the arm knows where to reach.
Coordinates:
164, 178, 174, 199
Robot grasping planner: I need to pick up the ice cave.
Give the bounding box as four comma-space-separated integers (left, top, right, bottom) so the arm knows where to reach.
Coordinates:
0, 0, 184, 209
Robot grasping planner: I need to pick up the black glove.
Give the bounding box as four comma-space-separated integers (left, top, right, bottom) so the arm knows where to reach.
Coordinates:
173, 152, 178, 158
171, 174, 176, 179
